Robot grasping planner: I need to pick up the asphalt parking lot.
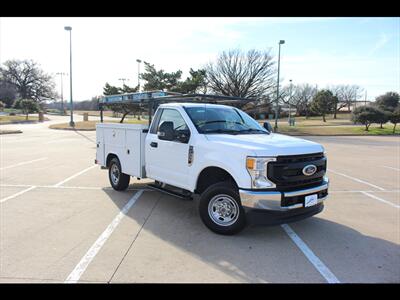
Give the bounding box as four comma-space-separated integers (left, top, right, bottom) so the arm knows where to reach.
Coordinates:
0, 116, 399, 283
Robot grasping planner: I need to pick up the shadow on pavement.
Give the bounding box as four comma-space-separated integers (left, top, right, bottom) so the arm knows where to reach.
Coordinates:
102, 184, 400, 283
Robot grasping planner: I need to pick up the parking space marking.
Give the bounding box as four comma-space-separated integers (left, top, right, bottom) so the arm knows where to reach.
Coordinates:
281, 224, 340, 283
361, 191, 400, 209
0, 157, 47, 170
328, 169, 385, 191
0, 186, 37, 203
0, 184, 153, 191
65, 190, 144, 283
382, 166, 400, 171
53, 165, 98, 187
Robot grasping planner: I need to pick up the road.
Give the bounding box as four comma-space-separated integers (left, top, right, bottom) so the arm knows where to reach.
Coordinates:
0, 115, 399, 283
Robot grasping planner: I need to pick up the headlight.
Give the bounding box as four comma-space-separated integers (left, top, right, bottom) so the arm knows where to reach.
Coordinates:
246, 157, 276, 189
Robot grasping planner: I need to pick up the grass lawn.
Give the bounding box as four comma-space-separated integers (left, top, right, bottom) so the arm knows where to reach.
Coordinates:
49, 119, 148, 131
276, 124, 400, 135
0, 115, 40, 124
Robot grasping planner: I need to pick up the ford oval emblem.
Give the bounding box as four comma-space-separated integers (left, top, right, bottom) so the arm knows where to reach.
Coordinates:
302, 164, 317, 176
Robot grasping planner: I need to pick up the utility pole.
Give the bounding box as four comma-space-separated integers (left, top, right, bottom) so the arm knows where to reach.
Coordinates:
288, 79, 293, 126
274, 40, 285, 132
136, 59, 142, 92
119, 78, 128, 88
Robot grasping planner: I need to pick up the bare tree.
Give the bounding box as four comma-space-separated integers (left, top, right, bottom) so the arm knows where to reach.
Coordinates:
336, 85, 363, 113
205, 49, 276, 101
0, 59, 57, 105
328, 85, 348, 119
281, 84, 318, 118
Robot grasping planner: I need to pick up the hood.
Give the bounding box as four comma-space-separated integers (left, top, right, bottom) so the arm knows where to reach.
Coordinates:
205, 133, 324, 156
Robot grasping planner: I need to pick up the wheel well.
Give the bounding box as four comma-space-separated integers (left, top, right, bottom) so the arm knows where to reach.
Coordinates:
195, 167, 237, 194
106, 153, 118, 167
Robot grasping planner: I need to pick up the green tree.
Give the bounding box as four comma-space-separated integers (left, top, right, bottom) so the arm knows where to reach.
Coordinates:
389, 106, 400, 133
374, 108, 391, 129
0, 78, 18, 107
375, 92, 400, 112
121, 84, 139, 94
140, 61, 182, 91
172, 68, 208, 94
352, 106, 382, 131
103, 82, 121, 95
0, 59, 57, 103
310, 90, 336, 122
13, 99, 39, 120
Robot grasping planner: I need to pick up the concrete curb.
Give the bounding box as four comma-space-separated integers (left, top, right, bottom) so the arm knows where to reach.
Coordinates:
49, 127, 95, 131
0, 130, 23, 135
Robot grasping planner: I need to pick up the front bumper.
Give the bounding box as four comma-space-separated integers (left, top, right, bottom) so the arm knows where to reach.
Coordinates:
239, 178, 329, 211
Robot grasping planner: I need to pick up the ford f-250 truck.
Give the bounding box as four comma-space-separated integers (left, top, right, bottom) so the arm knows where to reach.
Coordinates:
96, 102, 328, 235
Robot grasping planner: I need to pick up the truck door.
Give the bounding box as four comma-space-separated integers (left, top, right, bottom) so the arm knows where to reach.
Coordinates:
145, 108, 191, 190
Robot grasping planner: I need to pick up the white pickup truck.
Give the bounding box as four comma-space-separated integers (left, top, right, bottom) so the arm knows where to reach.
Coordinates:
96, 102, 328, 235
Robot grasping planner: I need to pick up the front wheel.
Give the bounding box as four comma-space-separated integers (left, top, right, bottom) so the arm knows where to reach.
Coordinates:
199, 182, 246, 235
108, 157, 130, 191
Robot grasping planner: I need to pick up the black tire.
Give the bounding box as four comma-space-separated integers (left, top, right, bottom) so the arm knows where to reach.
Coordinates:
199, 181, 246, 235
108, 157, 130, 191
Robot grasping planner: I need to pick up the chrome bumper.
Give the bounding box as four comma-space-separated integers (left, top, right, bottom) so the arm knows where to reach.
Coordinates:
239, 178, 329, 212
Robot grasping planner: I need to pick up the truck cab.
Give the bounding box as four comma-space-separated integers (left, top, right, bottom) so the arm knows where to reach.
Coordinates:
96, 101, 329, 235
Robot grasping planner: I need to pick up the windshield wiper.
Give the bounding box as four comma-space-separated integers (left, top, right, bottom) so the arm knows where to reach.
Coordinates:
238, 128, 269, 134
203, 129, 241, 135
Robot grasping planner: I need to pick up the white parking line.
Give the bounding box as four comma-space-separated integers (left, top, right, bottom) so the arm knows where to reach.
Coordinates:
65, 190, 144, 283
0, 184, 154, 191
328, 169, 385, 191
53, 165, 97, 187
281, 224, 340, 283
382, 166, 400, 171
361, 191, 400, 209
0, 157, 47, 170
0, 186, 37, 203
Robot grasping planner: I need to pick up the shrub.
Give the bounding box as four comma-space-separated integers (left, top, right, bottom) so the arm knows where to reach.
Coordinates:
352, 106, 382, 131
389, 106, 400, 133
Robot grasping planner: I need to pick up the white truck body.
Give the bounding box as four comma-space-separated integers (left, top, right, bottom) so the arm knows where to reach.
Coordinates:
96, 102, 329, 234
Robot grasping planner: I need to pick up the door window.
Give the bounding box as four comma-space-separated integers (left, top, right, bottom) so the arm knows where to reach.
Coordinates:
157, 109, 190, 143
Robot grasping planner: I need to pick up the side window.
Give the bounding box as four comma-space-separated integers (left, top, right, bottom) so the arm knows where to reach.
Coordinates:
157, 109, 190, 143
158, 109, 189, 132
149, 108, 163, 134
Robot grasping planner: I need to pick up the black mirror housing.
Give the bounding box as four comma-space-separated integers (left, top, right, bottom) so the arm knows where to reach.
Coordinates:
263, 122, 273, 132
158, 121, 175, 141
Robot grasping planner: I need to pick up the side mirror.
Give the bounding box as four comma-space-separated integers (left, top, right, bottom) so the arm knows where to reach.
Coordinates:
158, 121, 175, 141
176, 130, 190, 143
263, 121, 273, 132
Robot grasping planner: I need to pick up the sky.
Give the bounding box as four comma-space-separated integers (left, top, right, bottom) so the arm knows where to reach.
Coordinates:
0, 17, 399, 101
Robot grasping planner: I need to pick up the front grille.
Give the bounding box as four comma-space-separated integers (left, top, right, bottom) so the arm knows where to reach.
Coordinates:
267, 152, 326, 192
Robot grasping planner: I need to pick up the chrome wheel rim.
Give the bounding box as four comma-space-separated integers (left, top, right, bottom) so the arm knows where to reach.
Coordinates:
110, 163, 120, 185
208, 194, 239, 226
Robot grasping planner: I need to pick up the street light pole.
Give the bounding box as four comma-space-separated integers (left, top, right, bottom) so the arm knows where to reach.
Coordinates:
64, 26, 74, 127
136, 59, 142, 92
119, 78, 128, 87
288, 79, 293, 125
274, 40, 285, 132
56, 72, 67, 115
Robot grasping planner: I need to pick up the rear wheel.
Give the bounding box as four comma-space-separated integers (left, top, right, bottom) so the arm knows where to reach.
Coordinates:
199, 182, 246, 235
108, 157, 130, 191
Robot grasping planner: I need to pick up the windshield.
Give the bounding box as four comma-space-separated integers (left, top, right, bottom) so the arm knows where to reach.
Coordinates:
184, 105, 269, 135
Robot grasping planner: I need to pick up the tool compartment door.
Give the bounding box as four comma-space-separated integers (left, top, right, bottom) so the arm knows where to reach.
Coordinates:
123, 128, 143, 177
96, 126, 105, 166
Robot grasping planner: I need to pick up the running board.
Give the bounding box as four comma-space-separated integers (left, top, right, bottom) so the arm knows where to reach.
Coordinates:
147, 184, 192, 200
